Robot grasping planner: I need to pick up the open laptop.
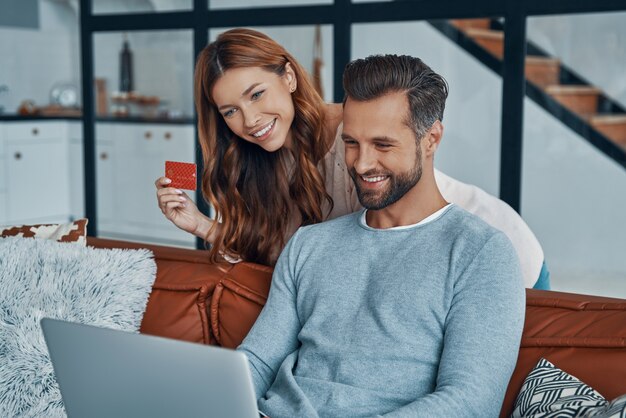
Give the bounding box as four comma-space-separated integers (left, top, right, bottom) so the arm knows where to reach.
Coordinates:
41, 318, 263, 418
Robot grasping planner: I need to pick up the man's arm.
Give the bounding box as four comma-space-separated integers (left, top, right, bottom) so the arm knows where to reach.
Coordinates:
381, 232, 525, 418
237, 230, 303, 399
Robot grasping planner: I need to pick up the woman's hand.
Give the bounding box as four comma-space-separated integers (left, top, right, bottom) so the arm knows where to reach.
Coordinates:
155, 176, 211, 238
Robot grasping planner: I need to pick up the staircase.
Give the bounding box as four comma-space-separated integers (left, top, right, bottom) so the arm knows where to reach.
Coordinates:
433, 19, 626, 169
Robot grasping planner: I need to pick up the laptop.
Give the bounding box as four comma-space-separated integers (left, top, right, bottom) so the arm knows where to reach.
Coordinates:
41, 318, 263, 418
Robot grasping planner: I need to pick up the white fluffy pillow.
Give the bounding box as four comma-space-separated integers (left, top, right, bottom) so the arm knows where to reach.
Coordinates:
0, 237, 156, 417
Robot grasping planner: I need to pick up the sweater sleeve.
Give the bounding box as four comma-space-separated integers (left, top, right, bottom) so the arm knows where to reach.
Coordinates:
380, 232, 525, 418
237, 230, 303, 400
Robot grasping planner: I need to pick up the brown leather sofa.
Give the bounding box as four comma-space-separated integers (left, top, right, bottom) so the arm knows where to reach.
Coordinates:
88, 237, 626, 417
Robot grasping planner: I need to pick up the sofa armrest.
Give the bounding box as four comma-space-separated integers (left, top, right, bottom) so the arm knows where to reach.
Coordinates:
500, 289, 626, 417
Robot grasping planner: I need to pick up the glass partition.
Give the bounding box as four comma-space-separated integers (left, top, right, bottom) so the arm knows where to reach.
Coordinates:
92, 0, 193, 15
93, 30, 194, 120
210, 0, 332, 10
93, 30, 196, 248
210, 25, 334, 103
0, 1, 80, 114
520, 12, 626, 298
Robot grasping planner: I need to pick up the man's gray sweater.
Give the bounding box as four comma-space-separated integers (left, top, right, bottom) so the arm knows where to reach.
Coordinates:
238, 205, 525, 417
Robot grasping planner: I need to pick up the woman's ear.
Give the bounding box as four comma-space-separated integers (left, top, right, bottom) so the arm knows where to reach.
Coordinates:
284, 62, 297, 92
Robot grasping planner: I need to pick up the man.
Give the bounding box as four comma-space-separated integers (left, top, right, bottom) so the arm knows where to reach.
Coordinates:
238, 54, 525, 417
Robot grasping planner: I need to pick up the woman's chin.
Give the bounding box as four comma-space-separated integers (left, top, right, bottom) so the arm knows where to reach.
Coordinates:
259, 141, 283, 152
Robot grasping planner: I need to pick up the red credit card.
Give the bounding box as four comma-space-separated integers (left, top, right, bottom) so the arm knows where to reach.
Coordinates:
165, 161, 197, 190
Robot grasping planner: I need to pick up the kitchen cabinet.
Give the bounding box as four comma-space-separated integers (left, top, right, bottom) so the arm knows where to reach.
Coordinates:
0, 121, 71, 226
95, 122, 196, 248
0, 119, 197, 248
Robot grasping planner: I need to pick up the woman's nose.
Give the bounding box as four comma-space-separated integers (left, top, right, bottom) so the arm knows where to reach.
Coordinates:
243, 109, 261, 128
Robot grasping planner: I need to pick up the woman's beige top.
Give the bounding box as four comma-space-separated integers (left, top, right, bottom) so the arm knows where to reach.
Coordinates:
276, 123, 360, 262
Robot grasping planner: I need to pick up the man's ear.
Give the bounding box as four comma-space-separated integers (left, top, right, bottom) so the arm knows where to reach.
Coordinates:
284, 62, 297, 92
424, 120, 443, 157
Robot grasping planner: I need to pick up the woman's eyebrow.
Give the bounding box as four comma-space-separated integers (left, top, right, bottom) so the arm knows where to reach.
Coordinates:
218, 83, 262, 111
241, 82, 262, 97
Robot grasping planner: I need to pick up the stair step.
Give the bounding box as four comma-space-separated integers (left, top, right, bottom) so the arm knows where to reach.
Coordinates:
545, 85, 602, 116
525, 56, 560, 88
450, 19, 491, 31
590, 114, 626, 145
465, 28, 504, 58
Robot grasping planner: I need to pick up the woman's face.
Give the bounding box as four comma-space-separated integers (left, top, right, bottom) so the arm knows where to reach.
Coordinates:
211, 64, 297, 152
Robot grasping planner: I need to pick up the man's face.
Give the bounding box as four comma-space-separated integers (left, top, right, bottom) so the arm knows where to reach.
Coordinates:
342, 92, 423, 210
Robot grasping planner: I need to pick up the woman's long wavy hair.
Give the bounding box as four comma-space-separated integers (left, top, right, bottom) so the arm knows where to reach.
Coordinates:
195, 28, 333, 266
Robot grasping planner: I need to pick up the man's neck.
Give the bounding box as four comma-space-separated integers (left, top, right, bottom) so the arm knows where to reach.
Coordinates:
365, 169, 448, 229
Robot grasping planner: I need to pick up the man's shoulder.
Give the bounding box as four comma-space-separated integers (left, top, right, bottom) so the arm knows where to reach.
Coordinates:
442, 205, 515, 257
444, 204, 503, 239
443, 207, 522, 288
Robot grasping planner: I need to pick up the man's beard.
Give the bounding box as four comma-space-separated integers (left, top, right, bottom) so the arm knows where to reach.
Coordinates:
349, 149, 423, 210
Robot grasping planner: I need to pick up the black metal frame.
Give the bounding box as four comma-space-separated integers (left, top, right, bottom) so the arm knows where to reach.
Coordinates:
80, 0, 626, 243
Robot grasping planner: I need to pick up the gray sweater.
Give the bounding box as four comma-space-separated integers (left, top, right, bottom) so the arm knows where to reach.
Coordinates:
238, 205, 525, 417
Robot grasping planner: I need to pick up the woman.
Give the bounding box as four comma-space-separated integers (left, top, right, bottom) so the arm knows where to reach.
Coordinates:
156, 28, 348, 266
155, 28, 548, 288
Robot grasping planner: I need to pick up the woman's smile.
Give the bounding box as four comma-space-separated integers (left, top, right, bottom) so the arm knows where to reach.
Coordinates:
251, 119, 276, 141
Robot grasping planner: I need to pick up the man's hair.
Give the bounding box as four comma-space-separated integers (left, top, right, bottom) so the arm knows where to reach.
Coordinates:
343, 54, 449, 139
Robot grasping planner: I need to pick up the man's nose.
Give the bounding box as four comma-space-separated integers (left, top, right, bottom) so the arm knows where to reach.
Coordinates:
353, 147, 377, 174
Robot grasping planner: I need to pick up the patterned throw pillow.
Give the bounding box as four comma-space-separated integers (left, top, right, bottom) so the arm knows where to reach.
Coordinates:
511, 358, 626, 418
0, 219, 88, 245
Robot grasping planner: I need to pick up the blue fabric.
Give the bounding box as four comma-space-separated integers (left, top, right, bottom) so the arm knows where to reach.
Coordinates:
238, 206, 525, 418
533, 261, 551, 290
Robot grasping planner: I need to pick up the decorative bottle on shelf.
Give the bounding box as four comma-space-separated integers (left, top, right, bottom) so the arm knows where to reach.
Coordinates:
119, 34, 133, 93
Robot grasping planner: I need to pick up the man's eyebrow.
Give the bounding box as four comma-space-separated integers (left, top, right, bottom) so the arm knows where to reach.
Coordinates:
372, 136, 398, 143
218, 83, 262, 111
341, 134, 399, 143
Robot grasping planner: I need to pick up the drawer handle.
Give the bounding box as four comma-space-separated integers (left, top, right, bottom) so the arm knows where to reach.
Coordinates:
32, 128, 39, 136
14, 152, 22, 160
100, 152, 108, 160
144, 131, 152, 140
164, 132, 172, 140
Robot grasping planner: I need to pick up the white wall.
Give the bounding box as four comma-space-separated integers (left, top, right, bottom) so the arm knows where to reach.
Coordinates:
0, 0, 79, 112
351, 20, 626, 298
527, 11, 626, 108
522, 99, 626, 297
